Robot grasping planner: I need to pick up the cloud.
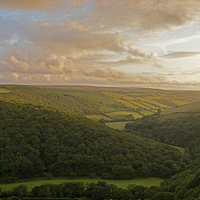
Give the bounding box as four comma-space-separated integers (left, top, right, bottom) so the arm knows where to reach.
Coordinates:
1, 56, 35, 73
2, 0, 200, 31
0, 18, 161, 72
1, 0, 200, 89
162, 51, 200, 59
0, 0, 65, 10
71, 0, 88, 6
88, 0, 200, 31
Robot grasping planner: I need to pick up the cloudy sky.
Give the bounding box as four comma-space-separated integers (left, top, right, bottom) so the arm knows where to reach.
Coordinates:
1, 0, 200, 89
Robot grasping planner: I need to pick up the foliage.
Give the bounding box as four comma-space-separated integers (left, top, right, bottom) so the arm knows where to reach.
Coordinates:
125, 115, 200, 199
0, 99, 182, 179
0, 91, 100, 115
125, 116, 200, 160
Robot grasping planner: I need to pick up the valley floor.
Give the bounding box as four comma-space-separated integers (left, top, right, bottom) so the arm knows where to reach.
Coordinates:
0, 177, 163, 192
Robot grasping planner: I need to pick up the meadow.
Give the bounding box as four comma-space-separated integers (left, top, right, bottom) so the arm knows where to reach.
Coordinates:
162, 101, 200, 115
0, 89, 10, 93
0, 177, 163, 192
105, 121, 132, 130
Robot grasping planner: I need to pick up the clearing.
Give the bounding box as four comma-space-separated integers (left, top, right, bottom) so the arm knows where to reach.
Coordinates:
105, 121, 132, 130
0, 177, 163, 192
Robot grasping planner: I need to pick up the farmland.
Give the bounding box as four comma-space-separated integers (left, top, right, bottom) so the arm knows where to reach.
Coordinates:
0, 85, 199, 120
106, 111, 143, 119
158, 101, 200, 120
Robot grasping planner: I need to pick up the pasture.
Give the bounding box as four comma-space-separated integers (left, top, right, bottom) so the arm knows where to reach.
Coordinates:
105, 121, 132, 130
162, 102, 200, 115
140, 110, 155, 115
0, 89, 10, 93
0, 177, 163, 192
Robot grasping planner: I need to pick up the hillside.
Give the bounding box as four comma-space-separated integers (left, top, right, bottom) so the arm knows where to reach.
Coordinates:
0, 90, 100, 115
160, 101, 200, 120
124, 106, 200, 160
124, 112, 200, 199
1, 85, 200, 120
0, 99, 183, 180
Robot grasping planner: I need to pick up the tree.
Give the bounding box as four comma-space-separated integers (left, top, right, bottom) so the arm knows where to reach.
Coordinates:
92, 182, 111, 200
139, 165, 150, 177
12, 184, 28, 198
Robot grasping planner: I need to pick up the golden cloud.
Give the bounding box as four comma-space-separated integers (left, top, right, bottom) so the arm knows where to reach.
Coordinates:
0, 0, 65, 10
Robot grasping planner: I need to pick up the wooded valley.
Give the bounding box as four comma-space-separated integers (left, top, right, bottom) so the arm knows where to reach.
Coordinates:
0, 85, 200, 200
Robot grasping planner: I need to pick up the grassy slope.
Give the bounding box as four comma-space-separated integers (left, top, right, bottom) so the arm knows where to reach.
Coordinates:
105, 121, 132, 130
163, 101, 200, 114
1, 85, 200, 120
160, 101, 200, 120
0, 177, 163, 191
0, 89, 10, 93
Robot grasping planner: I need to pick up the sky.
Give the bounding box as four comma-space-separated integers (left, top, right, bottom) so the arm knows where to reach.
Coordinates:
0, 0, 200, 90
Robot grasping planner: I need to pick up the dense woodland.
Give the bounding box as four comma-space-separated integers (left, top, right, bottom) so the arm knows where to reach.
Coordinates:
124, 115, 200, 199
0, 99, 182, 181
0, 91, 100, 115
125, 116, 200, 161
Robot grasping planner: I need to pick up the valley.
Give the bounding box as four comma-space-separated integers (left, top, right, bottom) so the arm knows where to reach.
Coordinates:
0, 85, 200, 199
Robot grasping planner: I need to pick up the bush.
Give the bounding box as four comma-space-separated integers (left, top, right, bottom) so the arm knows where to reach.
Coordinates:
13, 184, 28, 198
101, 173, 110, 179
69, 172, 77, 178
89, 173, 97, 178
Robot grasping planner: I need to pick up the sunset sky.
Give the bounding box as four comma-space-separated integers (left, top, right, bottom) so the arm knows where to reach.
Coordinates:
1, 0, 200, 89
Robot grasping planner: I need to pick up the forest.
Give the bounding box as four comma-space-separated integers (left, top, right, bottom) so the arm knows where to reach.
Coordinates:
0, 86, 200, 199
0, 91, 100, 115
0, 99, 182, 180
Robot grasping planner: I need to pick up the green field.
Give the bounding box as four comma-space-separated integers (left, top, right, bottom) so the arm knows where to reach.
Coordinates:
106, 111, 143, 119
140, 110, 155, 115
160, 101, 200, 120
105, 121, 131, 130
162, 102, 200, 115
0, 177, 163, 192
0, 89, 10, 93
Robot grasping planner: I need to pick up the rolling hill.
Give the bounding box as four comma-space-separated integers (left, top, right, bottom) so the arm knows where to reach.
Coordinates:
1, 85, 200, 120
0, 99, 182, 180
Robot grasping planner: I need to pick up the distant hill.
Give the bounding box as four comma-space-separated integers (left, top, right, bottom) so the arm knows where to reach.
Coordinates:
161, 101, 200, 120
0, 90, 100, 115
1, 85, 200, 120
0, 99, 183, 179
